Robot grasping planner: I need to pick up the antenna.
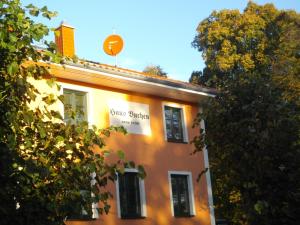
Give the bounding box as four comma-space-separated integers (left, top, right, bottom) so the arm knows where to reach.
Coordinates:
103, 33, 124, 67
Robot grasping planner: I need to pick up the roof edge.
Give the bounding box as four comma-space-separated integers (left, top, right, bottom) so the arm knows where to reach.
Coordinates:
63, 60, 217, 97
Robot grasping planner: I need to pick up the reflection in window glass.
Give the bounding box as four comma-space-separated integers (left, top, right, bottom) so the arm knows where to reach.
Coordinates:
118, 172, 142, 219
171, 174, 191, 217
63, 89, 87, 124
164, 106, 184, 142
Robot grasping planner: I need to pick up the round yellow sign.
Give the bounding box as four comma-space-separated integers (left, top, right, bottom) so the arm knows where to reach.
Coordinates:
103, 34, 124, 56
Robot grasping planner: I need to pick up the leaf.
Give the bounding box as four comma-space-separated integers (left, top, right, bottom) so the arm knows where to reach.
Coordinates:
7, 62, 19, 75
117, 150, 125, 160
29, 8, 39, 17
46, 78, 56, 88
196, 168, 208, 182
57, 94, 64, 102
25, 4, 35, 9
38, 125, 46, 138
55, 136, 64, 143
104, 204, 110, 214
126, 161, 135, 168
102, 150, 110, 157
54, 30, 60, 37
137, 165, 146, 179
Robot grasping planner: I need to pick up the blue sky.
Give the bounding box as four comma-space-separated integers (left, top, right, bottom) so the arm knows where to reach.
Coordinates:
21, 0, 300, 81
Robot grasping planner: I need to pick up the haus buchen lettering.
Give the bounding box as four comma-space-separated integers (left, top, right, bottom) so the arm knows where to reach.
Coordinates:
110, 109, 150, 120
108, 100, 151, 135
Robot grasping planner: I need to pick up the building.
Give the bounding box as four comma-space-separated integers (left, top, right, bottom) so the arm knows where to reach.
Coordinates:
41, 22, 216, 225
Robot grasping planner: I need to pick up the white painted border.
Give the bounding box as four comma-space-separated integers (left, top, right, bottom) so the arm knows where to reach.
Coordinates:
162, 102, 189, 142
90, 172, 99, 219
115, 175, 121, 218
199, 107, 216, 225
58, 84, 97, 219
115, 168, 147, 218
168, 171, 196, 216
59, 83, 94, 126
54, 63, 215, 98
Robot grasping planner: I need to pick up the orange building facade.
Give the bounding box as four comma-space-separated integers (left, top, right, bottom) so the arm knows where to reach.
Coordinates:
45, 22, 216, 225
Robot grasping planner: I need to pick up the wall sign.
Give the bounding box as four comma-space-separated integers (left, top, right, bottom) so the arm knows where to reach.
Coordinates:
108, 100, 151, 135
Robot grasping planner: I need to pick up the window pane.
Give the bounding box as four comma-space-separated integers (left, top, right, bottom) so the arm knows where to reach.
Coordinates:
119, 172, 141, 218
178, 176, 190, 215
164, 106, 184, 142
63, 90, 73, 121
171, 177, 179, 213
164, 106, 172, 119
171, 174, 190, 217
63, 89, 87, 124
172, 110, 180, 121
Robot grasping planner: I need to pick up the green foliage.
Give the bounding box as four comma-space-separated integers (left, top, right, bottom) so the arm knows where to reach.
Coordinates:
189, 69, 215, 87
189, 71, 202, 84
143, 64, 168, 77
192, 2, 300, 225
0, 1, 144, 225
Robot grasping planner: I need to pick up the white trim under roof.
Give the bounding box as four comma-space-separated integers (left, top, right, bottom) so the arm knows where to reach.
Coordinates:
49, 63, 215, 104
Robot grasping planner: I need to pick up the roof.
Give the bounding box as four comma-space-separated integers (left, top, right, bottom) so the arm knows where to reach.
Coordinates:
70, 59, 215, 93
45, 58, 216, 104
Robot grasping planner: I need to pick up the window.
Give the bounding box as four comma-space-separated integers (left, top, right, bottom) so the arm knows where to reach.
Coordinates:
168, 172, 195, 217
67, 190, 93, 220
63, 88, 87, 123
117, 170, 146, 219
67, 173, 98, 220
164, 105, 186, 142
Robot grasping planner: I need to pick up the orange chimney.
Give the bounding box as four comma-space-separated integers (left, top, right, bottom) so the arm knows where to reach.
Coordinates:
55, 21, 75, 57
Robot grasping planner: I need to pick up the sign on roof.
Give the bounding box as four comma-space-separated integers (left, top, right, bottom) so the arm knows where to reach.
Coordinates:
108, 100, 151, 135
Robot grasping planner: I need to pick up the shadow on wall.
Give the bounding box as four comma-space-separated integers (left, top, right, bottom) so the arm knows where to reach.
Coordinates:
94, 94, 212, 225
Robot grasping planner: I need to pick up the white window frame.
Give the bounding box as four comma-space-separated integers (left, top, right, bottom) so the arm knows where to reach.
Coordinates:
59, 84, 96, 221
115, 168, 147, 218
59, 83, 94, 126
162, 102, 189, 142
90, 172, 99, 219
168, 171, 196, 217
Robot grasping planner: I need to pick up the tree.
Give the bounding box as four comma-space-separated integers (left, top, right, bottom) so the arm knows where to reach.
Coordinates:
189, 68, 215, 87
189, 71, 202, 84
191, 2, 300, 225
0, 1, 144, 224
143, 64, 167, 77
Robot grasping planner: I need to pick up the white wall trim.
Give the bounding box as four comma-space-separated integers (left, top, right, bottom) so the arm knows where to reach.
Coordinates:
90, 172, 99, 219
168, 171, 196, 216
115, 174, 121, 218
115, 168, 147, 218
162, 102, 189, 142
139, 179, 147, 217
53, 63, 215, 98
199, 107, 216, 225
59, 83, 94, 126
